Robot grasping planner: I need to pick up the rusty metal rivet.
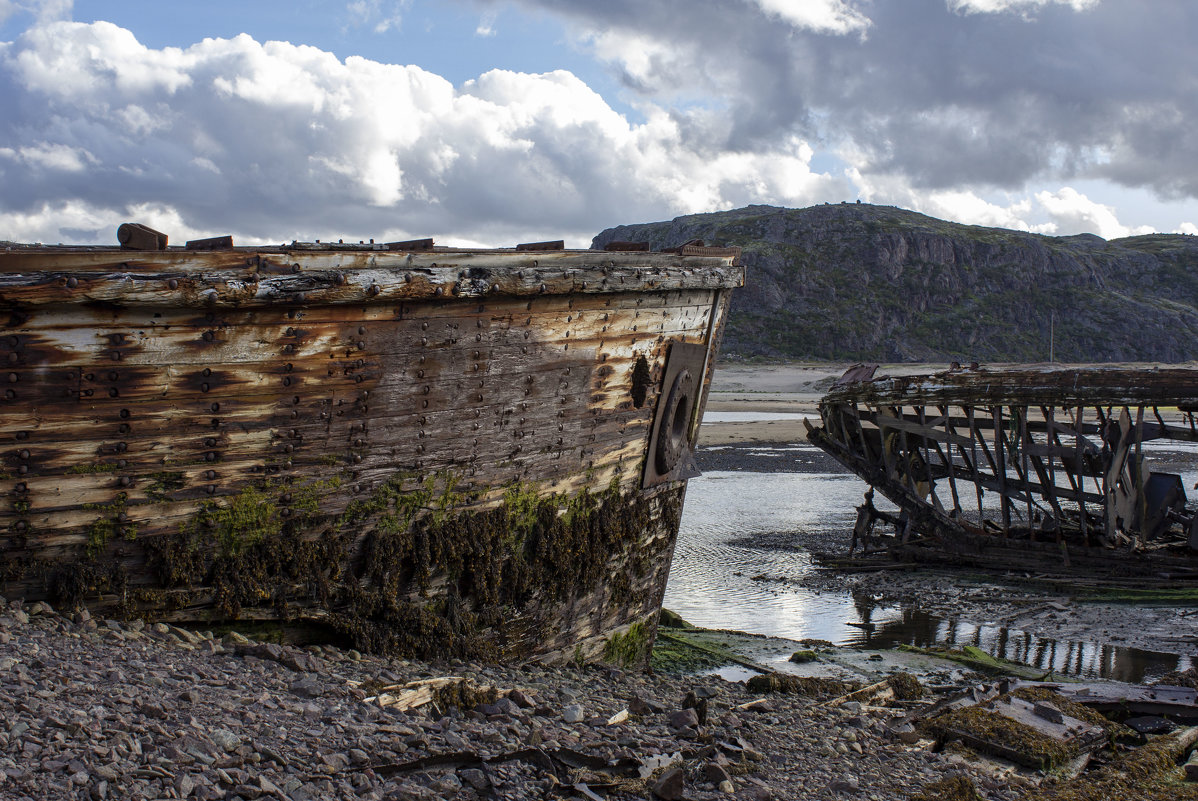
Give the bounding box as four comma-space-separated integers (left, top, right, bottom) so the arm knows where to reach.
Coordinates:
15, 482, 26, 493
369, 284, 381, 296
15, 521, 27, 532
118, 423, 130, 434
119, 476, 131, 487
117, 460, 127, 468
352, 454, 362, 463
205, 470, 216, 480
18, 449, 29, 460
283, 377, 292, 387
4, 390, 13, 399
355, 438, 364, 447
66, 276, 78, 288
201, 383, 210, 393
335, 272, 346, 285
210, 402, 220, 412
202, 331, 214, 342
205, 452, 216, 462
434, 286, 444, 297
422, 400, 428, 408
6, 354, 15, 364
292, 263, 301, 273
281, 508, 291, 518
117, 442, 127, 452
202, 368, 212, 377
206, 485, 216, 495
17, 465, 27, 475
422, 386, 430, 395
6, 373, 14, 383
416, 444, 424, 453
167, 278, 179, 290
284, 444, 293, 453
111, 351, 122, 361
15, 431, 28, 440
358, 326, 366, 336
354, 375, 363, 383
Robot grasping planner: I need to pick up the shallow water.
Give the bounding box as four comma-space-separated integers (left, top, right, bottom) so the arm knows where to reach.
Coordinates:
664, 450, 1189, 682
664, 468, 907, 644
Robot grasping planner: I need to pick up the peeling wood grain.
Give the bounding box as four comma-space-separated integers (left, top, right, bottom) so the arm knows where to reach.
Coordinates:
0, 245, 741, 664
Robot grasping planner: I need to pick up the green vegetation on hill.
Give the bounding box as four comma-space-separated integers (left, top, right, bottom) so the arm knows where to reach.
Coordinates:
592, 204, 1198, 362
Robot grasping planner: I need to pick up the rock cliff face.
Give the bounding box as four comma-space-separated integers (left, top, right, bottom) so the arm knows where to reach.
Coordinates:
592, 204, 1198, 363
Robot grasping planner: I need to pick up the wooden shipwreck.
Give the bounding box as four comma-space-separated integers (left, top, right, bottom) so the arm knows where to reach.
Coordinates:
806, 364, 1198, 577
0, 228, 743, 663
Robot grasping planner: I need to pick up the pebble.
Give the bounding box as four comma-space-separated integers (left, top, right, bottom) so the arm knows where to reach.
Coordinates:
0, 598, 1019, 801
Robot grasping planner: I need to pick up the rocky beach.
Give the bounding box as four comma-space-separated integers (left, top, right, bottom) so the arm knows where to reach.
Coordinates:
0, 597, 1039, 801
5, 362, 1198, 800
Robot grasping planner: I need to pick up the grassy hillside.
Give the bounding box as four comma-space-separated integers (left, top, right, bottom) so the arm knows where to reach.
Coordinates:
593, 204, 1198, 362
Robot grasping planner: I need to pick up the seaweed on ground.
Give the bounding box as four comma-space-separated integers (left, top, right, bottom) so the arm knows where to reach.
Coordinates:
745, 672, 859, 698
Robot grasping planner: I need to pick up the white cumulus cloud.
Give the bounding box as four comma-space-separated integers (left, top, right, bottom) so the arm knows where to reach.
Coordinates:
947, 0, 1100, 15
1035, 187, 1154, 239
749, 0, 870, 34
0, 20, 847, 246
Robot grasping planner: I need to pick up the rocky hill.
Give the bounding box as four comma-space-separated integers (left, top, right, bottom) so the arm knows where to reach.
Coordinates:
592, 204, 1198, 363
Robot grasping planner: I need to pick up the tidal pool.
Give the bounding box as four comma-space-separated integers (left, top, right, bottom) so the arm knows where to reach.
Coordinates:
664, 453, 1188, 682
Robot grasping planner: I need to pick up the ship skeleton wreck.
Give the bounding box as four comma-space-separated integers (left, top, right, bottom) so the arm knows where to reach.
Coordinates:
806, 364, 1198, 576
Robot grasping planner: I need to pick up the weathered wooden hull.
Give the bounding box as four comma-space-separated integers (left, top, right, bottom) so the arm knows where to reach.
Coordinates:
808, 365, 1198, 578
0, 241, 743, 663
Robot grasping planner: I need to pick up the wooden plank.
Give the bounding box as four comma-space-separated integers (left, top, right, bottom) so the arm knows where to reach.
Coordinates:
0, 249, 744, 308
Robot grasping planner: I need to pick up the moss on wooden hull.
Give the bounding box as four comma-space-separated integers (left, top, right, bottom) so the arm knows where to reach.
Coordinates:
0, 243, 740, 663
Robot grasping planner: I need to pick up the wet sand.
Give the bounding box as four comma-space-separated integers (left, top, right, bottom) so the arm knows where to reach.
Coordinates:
699, 362, 952, 445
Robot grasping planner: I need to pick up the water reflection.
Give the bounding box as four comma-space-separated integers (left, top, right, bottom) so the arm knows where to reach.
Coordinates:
853, 607, 1189, 683
666, 460, 1187, 682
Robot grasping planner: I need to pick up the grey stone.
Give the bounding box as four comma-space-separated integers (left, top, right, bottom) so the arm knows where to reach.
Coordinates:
651, 767, 685, 800
209, 729, 241, 752
175, 773, 196, 797
459, 768, 489, 789
668, 708, 699, 729
562, 704, 585, 723
706, 762, 732, 784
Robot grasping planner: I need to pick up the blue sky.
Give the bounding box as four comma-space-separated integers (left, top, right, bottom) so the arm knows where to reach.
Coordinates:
1, 0, 1196, 246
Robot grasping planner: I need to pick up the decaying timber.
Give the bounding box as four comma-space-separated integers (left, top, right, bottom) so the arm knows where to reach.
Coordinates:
0, 229, 743, 664
807, 364, 1198, 575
